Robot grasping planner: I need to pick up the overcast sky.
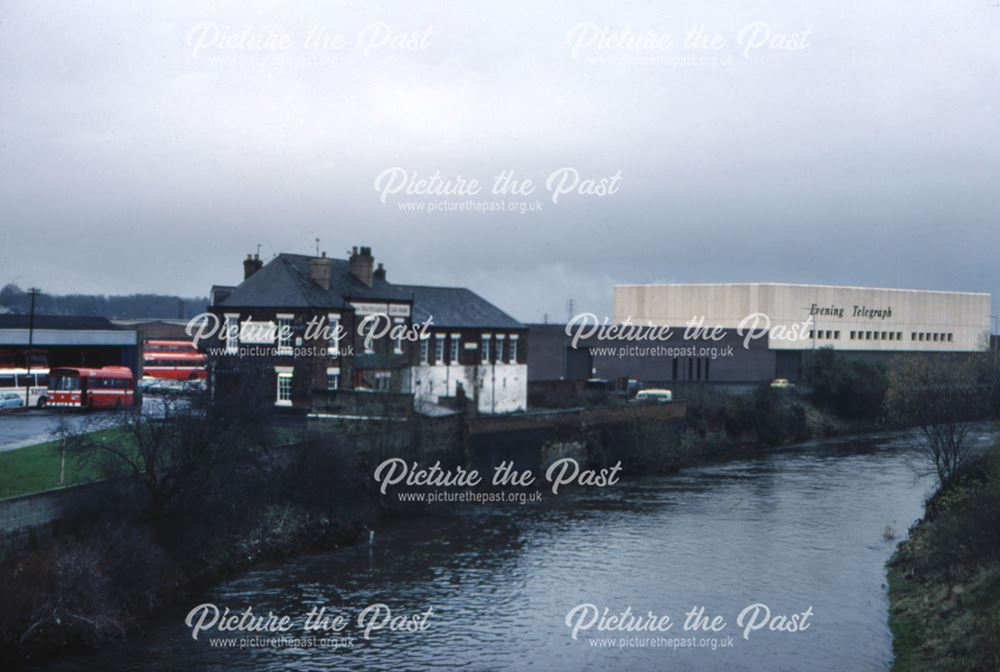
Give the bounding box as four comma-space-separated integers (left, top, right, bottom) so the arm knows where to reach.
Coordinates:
1, 1, 999, 322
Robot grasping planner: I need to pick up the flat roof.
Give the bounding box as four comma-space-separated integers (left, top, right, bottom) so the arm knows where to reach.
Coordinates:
0, 316, 137, 346
614, 282, 991, 297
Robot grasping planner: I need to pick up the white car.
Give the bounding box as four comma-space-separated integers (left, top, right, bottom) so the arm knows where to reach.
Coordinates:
634, 389, 673, 403
0, 390, 26, 412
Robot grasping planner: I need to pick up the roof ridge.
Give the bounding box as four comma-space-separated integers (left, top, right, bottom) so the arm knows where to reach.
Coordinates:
395, 283, 471, 292
278, 255, 322, 305
279, 252, 350, 263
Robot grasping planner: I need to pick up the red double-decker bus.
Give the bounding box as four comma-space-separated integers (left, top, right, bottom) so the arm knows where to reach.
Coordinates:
47, 366, 135, 409
143, 339, 207, 381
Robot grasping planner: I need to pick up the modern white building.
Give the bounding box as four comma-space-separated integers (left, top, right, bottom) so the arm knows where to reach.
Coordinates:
614, 283, 992, 353
585, 283, 994, 385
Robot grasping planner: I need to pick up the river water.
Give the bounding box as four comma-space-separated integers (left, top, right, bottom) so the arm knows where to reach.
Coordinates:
41, 433, 941, 671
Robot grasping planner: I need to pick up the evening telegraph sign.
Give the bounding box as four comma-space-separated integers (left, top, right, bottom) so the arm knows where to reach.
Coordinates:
809, 304, 893, 320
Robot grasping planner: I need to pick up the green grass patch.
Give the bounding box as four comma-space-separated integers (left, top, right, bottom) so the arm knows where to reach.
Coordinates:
0, 429, 128, 499
887, 565, 923, 672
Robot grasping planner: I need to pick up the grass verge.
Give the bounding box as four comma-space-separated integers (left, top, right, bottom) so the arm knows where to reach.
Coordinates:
0, 429, 127, 499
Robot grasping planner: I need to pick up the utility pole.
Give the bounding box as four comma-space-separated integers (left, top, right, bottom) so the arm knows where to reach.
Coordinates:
565, 298, 575, 323
26, 287, 40, 407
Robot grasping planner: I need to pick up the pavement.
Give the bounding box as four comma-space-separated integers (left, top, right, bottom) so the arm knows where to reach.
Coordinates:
0, 397, 183, 452
0, 410, 100, 452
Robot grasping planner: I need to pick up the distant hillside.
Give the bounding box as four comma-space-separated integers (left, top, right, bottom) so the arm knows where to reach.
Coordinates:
0, 284, 208, 320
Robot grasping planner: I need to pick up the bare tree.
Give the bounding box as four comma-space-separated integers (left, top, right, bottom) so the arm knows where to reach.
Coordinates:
59, 386, 273, 519
886, 356, 989, 485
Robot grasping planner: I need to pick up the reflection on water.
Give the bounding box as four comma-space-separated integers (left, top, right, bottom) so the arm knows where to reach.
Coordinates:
41, 436, 938, 672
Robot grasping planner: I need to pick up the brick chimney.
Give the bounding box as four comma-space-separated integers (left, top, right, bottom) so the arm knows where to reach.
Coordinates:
349, 246, 375, 287
310, 251, 332, 290
243, 253, 263, 280
373, 262, 386, 282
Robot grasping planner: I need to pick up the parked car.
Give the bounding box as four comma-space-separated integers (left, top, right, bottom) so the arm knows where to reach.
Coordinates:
634, 388, 673, 403
770, 378, 795, 390
0, 390, 26, 412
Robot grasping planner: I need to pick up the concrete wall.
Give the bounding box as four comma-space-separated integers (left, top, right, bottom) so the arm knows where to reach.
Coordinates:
310, 388, 415, 419
0, 480, 139, 559
468, 403, 687, 472
614, 283, 991, 353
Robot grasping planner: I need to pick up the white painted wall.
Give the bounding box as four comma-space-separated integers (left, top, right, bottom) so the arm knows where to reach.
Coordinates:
411, 363, 527, 414
614, 283, 991, 352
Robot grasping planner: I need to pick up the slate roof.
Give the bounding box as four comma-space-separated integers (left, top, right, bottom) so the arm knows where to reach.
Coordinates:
219, 254, 409, 308
395, 285, 524, 330
217, 254, 522, 331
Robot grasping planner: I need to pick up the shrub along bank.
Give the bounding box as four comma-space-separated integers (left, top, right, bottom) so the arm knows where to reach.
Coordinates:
0, 392, 432, 669
888, 445, 1000, 672
600, 379, 869, 476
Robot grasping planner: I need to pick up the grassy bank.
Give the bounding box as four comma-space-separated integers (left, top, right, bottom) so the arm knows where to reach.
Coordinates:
887, 445, 1000, 671
0, 425, 305, 501
0, 430, 128, 499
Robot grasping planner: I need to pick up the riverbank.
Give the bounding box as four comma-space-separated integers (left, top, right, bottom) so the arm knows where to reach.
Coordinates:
601, 385, 883, 475
887, 444, 1000, 672
0, 438, 389, 670
26, 429, 937, 672
0, 390, 899, 668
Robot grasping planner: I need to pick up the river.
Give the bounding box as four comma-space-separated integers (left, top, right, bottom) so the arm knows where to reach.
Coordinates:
40, 433, 942, 671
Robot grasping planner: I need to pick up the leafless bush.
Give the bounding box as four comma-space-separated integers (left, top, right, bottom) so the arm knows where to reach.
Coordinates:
886, 357, 989, 485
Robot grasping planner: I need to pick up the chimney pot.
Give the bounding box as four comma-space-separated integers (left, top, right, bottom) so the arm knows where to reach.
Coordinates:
243, 253, 264, 280
349, 245, 375, 287
310, 254, 333, 290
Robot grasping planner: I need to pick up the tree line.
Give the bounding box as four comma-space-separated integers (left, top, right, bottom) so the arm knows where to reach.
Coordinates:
0, 284, 208, 320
